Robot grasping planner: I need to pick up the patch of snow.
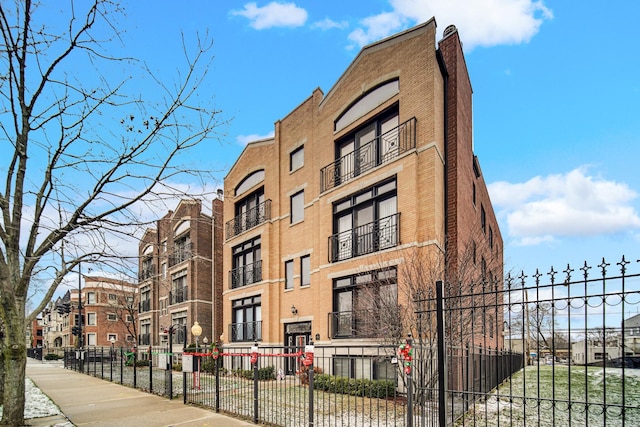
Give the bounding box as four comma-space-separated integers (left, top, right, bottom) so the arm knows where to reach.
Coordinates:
0, 377, 73, 426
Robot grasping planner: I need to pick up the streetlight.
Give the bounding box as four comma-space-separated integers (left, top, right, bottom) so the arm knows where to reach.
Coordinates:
203, 336, 209, 351
109, 337, 116, 381
191, 321, 202, 353
191, 321, 203, 390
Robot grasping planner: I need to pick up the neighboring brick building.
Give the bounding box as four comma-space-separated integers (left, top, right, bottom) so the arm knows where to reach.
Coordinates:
42, 275, 137, 349
222, 19, 503, 376
137, 198, 223, 351
81, 276, 138, 347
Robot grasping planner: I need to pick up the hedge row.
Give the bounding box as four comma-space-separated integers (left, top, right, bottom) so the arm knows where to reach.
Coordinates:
313, 374, 396, 398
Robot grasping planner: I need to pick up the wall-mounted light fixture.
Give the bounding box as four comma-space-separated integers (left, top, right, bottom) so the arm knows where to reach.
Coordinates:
315, 333, 320, 341
291, 304, 298, 315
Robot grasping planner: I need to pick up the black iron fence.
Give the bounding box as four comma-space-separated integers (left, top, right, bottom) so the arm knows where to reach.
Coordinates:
58, 256, 640, 426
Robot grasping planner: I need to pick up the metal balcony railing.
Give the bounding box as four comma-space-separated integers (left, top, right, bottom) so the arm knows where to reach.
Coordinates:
229, 260, 263, 289
138, 333, 151, 346
229, 321, 263, 342
169, 243, 192, 267
328, 213, 400, 262
226, 200, 272, 239
139, 265, 155, 281
139, 299, 151, 313
169, 287, 188, 305
320, 117, 416, 192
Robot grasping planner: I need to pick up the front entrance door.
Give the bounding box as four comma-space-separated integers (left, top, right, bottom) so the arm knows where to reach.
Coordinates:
284, 321, 311, 375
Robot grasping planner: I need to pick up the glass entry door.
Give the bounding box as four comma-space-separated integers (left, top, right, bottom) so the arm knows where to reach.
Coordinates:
284, 322, 311, 375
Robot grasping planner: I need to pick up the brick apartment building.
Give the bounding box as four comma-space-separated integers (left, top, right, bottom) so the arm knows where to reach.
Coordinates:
222, 19, 503, 375
42, 275, 137, 349
137, 198, 223, 351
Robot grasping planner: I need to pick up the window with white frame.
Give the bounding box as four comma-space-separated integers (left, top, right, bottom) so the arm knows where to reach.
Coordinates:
87, 333, 97, 346
86, 292, 96, 304
87, 312, 96, 326
107, 313, 117, 321
108, 293, 117, 301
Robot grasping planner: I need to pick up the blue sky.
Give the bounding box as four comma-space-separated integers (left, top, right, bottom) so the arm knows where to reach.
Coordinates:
39, 1, 640, 285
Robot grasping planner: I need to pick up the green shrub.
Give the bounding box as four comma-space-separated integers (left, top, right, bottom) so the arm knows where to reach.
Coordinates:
230, 365, 276, 381
135, 359, 150, 367
172, 363, 182, 371
202, 358, 217, 374
313, 374, 396, 398
44, 353, 60, 361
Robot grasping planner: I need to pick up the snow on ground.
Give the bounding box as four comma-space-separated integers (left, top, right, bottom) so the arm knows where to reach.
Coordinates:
0, 377, 73, 426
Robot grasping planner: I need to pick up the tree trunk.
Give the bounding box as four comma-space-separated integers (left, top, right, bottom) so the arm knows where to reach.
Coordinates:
0, 307, 26, 427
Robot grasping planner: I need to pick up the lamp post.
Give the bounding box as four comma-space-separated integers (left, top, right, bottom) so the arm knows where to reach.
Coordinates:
191, 321, 202, 353
191, 321, 202, 389
78, 262, 83, 349
203, 336, 209, 351
109, 337, 115, 381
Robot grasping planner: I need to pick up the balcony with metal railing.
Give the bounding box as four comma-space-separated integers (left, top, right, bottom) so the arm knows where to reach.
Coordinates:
229, 260, 263, 289
328, 213, 400, 262
229, 320, 263, 342
169, 243, 192, 267
139, 265, 155, 281
225, 200, 272, 239
138, 333, 151, 346
169, 287, 188, 305
139, 299, 151, 313
320, 117, 416, 192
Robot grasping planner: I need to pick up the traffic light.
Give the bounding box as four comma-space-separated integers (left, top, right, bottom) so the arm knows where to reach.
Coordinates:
56, 305, 64, 315
72, 326, 79, 336
64, 302, 71, 313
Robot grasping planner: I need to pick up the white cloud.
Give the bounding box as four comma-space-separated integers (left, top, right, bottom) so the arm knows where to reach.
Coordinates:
232, 2, 308, 30
348, 0, 552, 50
488, 167, 640, 245
312, 18, 349, 31
348, 12, 407, 48
236, 131, 275, 146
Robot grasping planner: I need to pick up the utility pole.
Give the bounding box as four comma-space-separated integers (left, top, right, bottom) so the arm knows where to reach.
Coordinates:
78, 262, 83, 348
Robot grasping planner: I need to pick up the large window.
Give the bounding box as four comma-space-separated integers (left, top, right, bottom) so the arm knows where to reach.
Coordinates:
171, 312, 187, 344
331, 268, 398, 339
171, 234, 191, 266
290, 190, 304, 224
140, 287, 151, 312
333, 356, 396, 382
335, 107, 398, 183
171, 269, 187, 304
330, 179, 398, 262
231, 296, 262, 342
231, 237, 262, 288
231, 188, 266, 236
140, 257, 154, 280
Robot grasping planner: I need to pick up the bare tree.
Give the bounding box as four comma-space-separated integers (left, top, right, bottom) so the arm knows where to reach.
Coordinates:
0, 1, 224, 424
357, 232, 503, 401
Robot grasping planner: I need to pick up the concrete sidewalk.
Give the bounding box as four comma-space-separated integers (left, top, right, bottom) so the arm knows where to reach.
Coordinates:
26, 359, 254, 427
